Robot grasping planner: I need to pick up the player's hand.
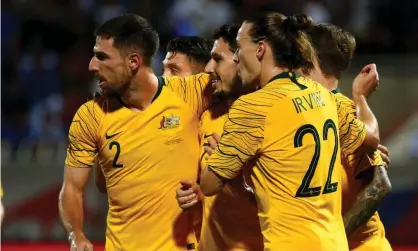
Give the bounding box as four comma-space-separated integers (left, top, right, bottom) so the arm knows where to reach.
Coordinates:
204, 133, 221, 160
69, 232, 93, 251
176, 180, 202, 209
377, 144, 390, 167
352, 64, 380, 98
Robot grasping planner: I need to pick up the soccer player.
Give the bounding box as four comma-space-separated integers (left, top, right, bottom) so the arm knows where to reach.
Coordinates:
200, 13, 349, 251
176, 24, 263, 251
163, 36, 212, 77
58, 14, 213, 251
93, 36, 212, 194
160, 35, 212, 243
307, 23, 392, 251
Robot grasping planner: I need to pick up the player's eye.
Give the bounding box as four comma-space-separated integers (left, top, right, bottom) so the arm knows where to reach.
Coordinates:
213, 57, 221, 63
95, 52, 108, 61
171, 67, 179, 73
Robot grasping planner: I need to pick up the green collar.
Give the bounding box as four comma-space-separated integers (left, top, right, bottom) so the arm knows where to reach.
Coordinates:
153, 76, 165, 103
267, 71, 300, 83
267, 71, 306, 90
331, 88, 341, 94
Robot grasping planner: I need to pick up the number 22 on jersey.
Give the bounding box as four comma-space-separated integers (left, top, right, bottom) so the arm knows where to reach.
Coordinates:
294, 119, 339, 197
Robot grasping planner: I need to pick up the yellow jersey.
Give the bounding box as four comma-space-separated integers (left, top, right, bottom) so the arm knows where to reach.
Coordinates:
333, 90, 392, 251
198, 102, 263, 251
65, 73, 211, 251
207, 72, 348, 251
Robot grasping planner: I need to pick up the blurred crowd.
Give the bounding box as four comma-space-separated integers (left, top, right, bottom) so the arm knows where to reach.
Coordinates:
2, 0, 418, 158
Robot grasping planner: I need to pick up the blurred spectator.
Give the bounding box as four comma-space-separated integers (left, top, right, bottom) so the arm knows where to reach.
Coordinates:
17, 35, 64, 159
302, 0, 331, 23
94, 0, 127, 26
169, 0, 233, 36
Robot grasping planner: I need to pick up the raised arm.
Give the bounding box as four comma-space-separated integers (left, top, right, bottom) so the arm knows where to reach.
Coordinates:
162, 73, 213, 117
352, 64, 380, 149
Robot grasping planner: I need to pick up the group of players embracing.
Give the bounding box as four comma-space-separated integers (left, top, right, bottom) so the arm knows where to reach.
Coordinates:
59, 11, 392, 251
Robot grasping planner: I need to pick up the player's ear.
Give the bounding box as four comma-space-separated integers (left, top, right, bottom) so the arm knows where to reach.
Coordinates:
128, 53, 141, 71
256, 41, 266, 61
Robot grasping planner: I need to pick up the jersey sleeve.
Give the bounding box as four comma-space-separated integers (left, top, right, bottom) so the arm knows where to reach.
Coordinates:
163, 73, 212, 117
352, 149, 386, 177
206, 96, 267, 180
369, 149, 385, 167
65, 100, 102, 168
334, 93, 367, 158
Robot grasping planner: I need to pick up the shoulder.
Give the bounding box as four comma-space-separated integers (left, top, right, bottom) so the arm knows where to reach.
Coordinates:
235, 82, 291, 110
229, 92, 272, 119
77, 96, 103, 115
333, 91, 354, 104
75, 93, 124, 120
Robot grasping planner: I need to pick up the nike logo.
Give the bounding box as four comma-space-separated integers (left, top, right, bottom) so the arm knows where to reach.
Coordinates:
105, 132, 122, 139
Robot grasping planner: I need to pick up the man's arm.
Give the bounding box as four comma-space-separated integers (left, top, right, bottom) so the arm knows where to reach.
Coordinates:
352, 64, 380, 149
60, 100, 101, 250
162, 73, 213, 117
352, 94, 379, 149
59, 165, 91, 237
343, 165, 392, 236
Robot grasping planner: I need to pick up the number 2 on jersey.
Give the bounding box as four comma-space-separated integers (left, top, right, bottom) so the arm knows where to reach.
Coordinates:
109, 141, 124, 168
293, 119, 338, 197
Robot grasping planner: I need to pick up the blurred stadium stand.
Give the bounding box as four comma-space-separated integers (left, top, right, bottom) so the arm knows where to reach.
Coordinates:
1, 0, 418, 250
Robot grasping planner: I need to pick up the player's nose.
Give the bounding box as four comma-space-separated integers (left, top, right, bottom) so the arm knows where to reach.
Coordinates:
89, 57, 99, 72
205, 59, 215, 74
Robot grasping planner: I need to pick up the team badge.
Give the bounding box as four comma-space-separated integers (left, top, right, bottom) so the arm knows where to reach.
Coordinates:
158, 115, 180, 130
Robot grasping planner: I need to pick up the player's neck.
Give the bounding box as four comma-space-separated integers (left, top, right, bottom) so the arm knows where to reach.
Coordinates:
320, 76, 339, 91
307, 71, 339, 91
324, 79, 339, 91
260, 66, 289, 87
120, 68, 159, 111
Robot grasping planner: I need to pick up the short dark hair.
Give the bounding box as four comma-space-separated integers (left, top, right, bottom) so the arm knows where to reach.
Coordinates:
307, 23, 356, 79
166, 36, 212, 65
95, 14, 159, 66
245, 13, 316, 73
212, 24, 240, 52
